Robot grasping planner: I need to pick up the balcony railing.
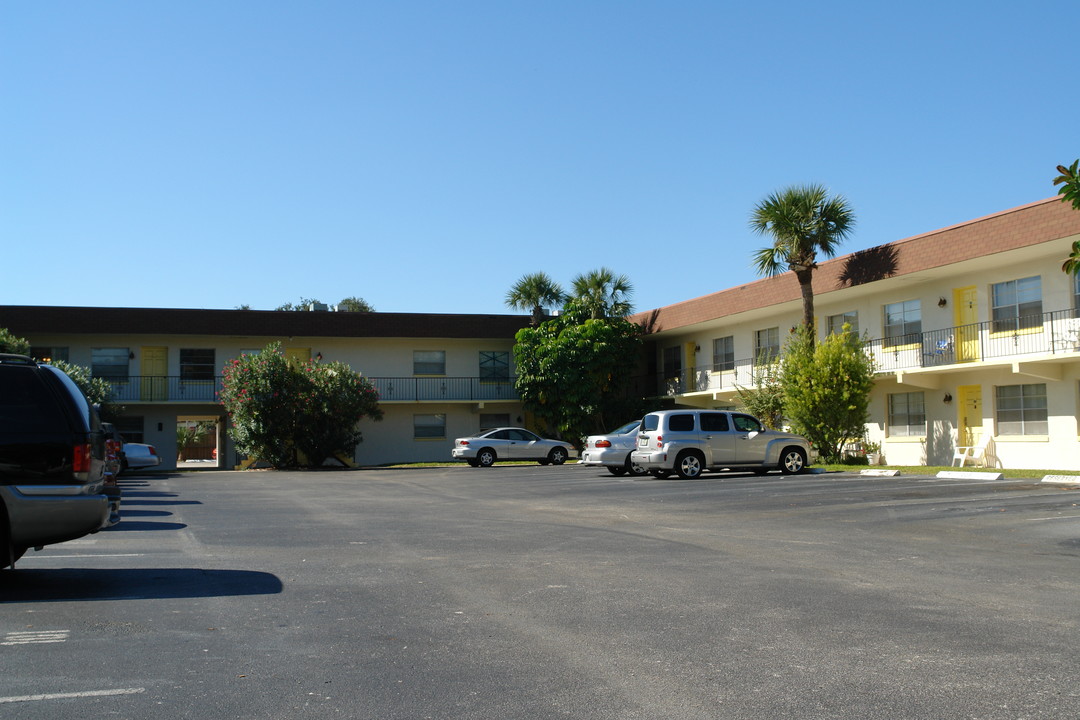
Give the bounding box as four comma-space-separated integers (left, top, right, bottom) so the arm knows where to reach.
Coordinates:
104, 376, 520, 403
655, 307, 1080, 398
106, 376, 223, 403
369, 377, 518, 402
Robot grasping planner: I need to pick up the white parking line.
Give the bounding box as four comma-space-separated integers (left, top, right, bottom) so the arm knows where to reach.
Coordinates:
2, 631, 69, 645
0, 688, 145, 703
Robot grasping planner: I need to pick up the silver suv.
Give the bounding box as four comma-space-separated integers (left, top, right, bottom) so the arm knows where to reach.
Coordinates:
630, 410, 811, 479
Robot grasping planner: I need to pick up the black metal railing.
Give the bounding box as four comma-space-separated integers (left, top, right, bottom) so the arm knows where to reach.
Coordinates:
105, 376, 223, 402
369, 377, 518, 402
105, 375, 520, 403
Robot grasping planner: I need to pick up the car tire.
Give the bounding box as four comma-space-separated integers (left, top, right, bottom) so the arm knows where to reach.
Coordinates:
779, 447, 808, 474
607, 466, 627, 476
649, 469, 672, 479
675, 451, 705, 479
477, 448, 497, 467
1, 513, 25, 570
466, 459, 479, 467
625, 454, 648, 477
753, 467, 770, 476
548, 447, 568, 465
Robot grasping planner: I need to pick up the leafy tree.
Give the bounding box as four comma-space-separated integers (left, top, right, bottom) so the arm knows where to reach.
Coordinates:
1054, 161, 1080, 275
735, 353, 785, 430
276, 297, 323, 311
1055, 160, 1080, 212
219, 343, 383, 468
569, 267, 633, 319
505, 272, 565, 326
751, 184, 855, 346
337, 296, 375, 312
0, 327, 30, 355
780, 325, 875, 463
513, 303, 646, 443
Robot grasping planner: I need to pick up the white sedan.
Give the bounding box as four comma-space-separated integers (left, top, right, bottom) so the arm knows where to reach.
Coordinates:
121, 442, 162, 472
580, 420, 647, 476
452, 427, 573, 467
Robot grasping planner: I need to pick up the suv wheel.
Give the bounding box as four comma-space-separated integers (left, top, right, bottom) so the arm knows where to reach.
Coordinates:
780, 447, 807, 474
675, 451, 705, 479
649, 469, 672, 479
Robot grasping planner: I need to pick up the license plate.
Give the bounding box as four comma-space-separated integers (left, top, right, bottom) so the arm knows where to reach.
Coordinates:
638, 436, 648, 446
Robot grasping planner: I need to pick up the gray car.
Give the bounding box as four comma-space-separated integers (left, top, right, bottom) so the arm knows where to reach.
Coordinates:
580, 420, 647, 476
630, 409, 811, 479
451, 427, 573, 467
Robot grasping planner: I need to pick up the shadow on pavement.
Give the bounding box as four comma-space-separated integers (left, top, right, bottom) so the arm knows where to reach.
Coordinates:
1, 567, 283, 602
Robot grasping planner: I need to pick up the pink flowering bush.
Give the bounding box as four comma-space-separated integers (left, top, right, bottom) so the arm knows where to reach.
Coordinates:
219, 343, 383, 468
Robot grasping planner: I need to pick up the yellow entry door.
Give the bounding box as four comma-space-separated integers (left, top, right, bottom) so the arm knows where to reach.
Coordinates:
953, 286, 979, 362
956, 385, 983, 447
140, 346, 168, 401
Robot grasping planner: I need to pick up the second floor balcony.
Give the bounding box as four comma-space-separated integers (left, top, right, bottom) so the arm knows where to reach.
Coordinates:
656, 307, 1080, 399
104, 375, 521, 404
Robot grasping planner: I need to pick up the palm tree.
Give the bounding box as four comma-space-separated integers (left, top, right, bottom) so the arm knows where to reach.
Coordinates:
570, 267, 634, 320
505, 272, 566, 326
750, 184, 855, 345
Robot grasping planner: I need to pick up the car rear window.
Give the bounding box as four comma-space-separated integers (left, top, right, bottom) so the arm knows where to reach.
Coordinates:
0, 367, 68, 433
667, 414, 696, 432
642, 415, 660, 432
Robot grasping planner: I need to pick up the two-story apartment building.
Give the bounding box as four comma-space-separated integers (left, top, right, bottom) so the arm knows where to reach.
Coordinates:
0, 307, 531, 469
632, 197, 1080, 469
4, 197, 1080, 470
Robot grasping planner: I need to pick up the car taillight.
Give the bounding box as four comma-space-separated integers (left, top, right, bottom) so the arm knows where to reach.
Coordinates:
148, 446, 158, 456
459, 440, 469, 447
655, 435, 663, 449
73, 443, 91, 473
596, 440, 611, 448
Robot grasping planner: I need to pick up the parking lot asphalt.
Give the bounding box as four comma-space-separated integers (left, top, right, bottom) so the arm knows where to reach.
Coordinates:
3, 465, 1080, 719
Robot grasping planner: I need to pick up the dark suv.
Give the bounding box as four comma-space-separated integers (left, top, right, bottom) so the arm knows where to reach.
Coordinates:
0, 354, 111, 568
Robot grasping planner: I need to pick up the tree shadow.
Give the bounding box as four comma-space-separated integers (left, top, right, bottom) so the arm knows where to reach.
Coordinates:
837, 245, 899, 288
1, 568, 283, 603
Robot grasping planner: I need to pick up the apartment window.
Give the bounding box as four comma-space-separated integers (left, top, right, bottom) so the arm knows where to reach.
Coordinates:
480, 413, 510, 430
91, 348, 130, 379
479, 351, 510, 381
180, 349, 215, 380
113, 416, 144, 444
754, 327, 780, 362
883, 300, 921, 346
827, 311, 858, 336
413, 351, 445, 375
413, 413, 446, 439
30, 346, 69, 363
992, 276, 1042, 333
888, 392, 926, 437
1074, 274, 1080, 312
712, 336, 735, 372
995, 384, 1047, 435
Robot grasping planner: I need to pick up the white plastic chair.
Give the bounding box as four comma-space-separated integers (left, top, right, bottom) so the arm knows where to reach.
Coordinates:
952, 433, 992, 467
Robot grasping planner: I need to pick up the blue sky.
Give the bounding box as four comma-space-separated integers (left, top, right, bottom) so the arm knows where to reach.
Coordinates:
3, 2, 1077, 315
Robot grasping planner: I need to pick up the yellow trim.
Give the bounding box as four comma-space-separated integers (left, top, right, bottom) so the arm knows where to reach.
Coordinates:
885, 436, 924, 443
988, 325, 1044, 339
881, 341, 920, 352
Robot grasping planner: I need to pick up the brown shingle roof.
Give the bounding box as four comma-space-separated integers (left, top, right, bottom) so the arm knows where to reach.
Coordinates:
631, 197, 1080, 333
0, 306, 532, 339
